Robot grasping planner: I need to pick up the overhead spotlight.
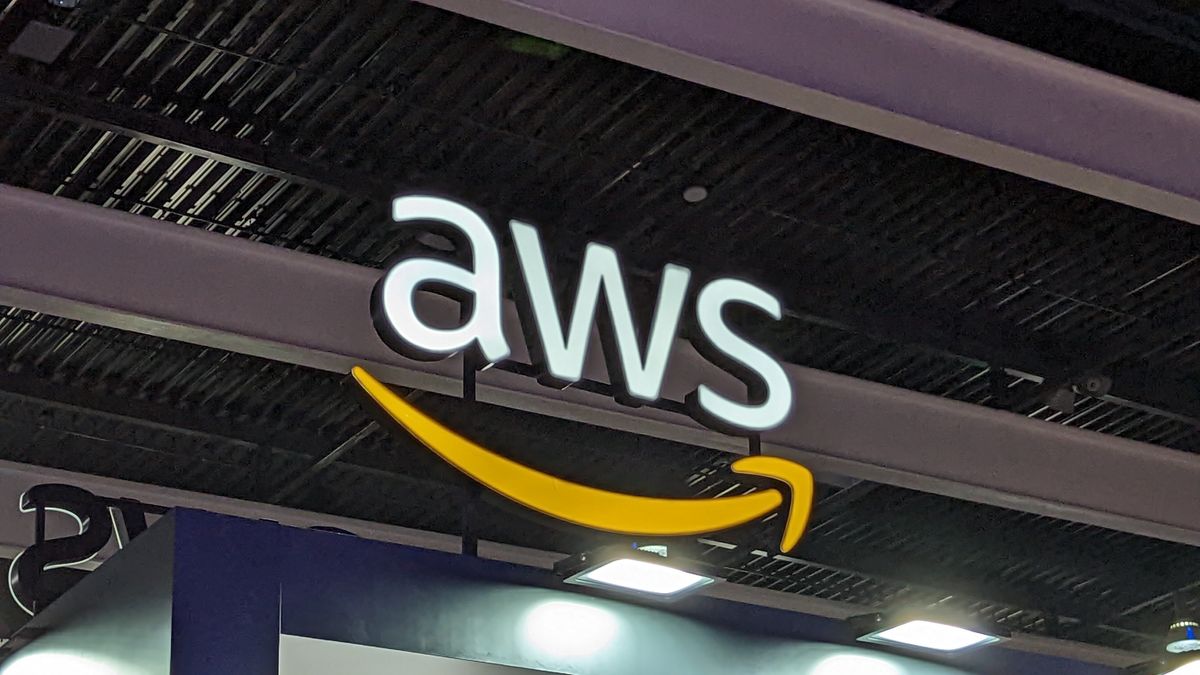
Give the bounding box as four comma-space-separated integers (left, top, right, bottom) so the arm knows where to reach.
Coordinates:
852, 613, 1007, 654
1168, 621, 1200, 655
1073, 372, 1112, 398
555, 544, 717, 601
1166, 595, 1200, 656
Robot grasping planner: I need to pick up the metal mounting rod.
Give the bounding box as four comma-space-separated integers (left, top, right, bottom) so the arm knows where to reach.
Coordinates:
269, 422, 380, 503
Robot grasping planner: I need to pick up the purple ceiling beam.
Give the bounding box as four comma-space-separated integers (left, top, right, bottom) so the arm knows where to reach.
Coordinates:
420, 0, 1200, 225
2, 185, 1199, 546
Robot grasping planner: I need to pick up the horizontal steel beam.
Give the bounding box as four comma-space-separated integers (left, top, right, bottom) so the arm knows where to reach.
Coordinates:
0, 369, 329, 459
0, 72, 392, 200
417, 0, 1200, 226
2, 185, 1199, 547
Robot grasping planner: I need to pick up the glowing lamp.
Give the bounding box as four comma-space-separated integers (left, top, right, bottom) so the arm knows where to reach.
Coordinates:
853, 613, 1006, 654
555, 545, 717, 601
1168, 621, 1200, 654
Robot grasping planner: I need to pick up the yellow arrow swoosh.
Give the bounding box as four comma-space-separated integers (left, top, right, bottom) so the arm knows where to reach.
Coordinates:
352, 367, 814, 551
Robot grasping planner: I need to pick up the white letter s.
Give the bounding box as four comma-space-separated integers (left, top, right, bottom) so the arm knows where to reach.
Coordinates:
688, 278, 792, 432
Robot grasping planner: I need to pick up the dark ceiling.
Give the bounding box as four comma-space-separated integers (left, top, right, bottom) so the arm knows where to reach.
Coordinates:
0, 0, 1198, 664
893, 0, 1200, 103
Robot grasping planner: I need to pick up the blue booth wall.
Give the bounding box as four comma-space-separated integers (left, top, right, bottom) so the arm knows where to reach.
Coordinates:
164, 510, 1119, 675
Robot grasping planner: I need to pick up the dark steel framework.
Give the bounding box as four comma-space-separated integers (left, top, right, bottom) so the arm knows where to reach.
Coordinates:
0, 0, 1198, 664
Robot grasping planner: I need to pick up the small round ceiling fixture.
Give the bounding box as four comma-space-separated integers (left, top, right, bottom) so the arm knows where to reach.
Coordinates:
682, 185, 709, 203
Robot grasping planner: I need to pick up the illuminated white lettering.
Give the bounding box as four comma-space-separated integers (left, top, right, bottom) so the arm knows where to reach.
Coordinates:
510, 221, 691, 403
373, 196, 510, 363
688, 278, 793, 431
371, 194, 795, 433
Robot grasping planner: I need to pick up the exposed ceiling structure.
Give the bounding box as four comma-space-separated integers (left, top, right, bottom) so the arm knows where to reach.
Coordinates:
0, 0, 1198, 667
893, 0, 1200, 104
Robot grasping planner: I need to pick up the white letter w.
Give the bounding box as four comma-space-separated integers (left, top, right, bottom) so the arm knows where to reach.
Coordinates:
510, 221, 690, 403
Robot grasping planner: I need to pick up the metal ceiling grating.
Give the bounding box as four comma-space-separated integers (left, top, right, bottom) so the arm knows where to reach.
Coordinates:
1, 0, 1199, 432
0, 0, 1198, 661
0, 304, 1194, 654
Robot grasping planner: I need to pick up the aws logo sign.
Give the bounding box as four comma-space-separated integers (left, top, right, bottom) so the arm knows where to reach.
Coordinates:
372, 194, 792, 434
363, 195, 814, 550
352, 367, 814, 552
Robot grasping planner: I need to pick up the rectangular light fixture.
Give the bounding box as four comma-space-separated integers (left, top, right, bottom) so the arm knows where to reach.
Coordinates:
852, 614, 1007, 654
860, 620, 1001, 652
575, 558, 712, 596
555, 546, 717, 601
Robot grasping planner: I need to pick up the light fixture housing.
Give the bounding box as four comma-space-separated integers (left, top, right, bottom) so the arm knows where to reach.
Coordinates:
555, 545, 718, 601
852, 613, 1008, 654
1168, 620, 1200, 654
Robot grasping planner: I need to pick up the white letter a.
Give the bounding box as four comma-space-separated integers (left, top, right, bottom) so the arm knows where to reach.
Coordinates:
373, 196, 510, 364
